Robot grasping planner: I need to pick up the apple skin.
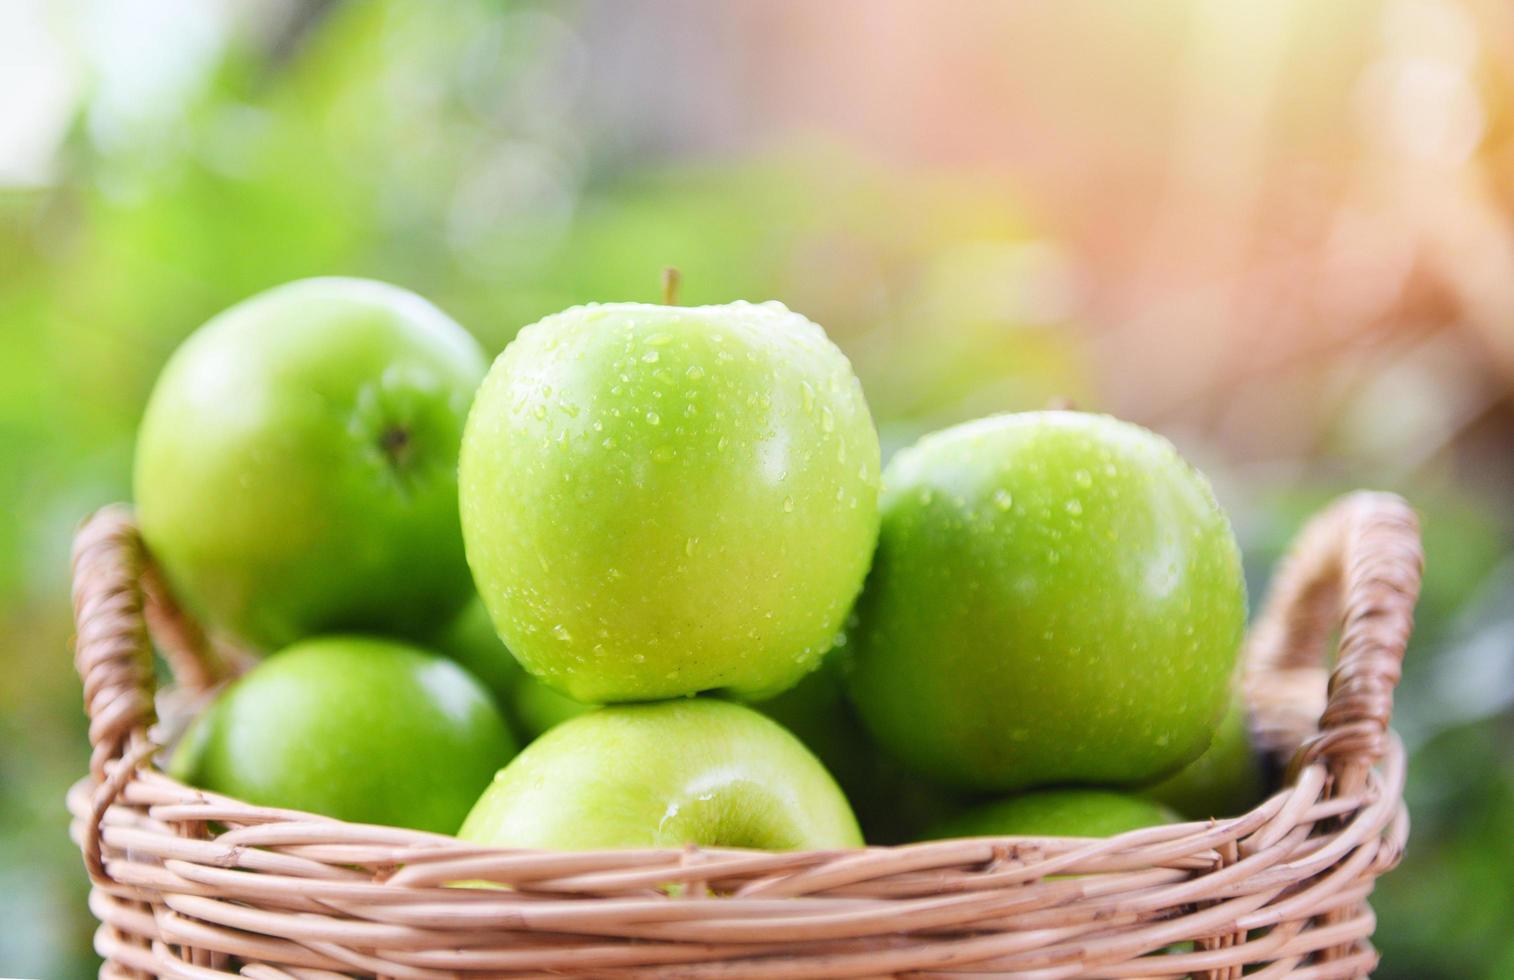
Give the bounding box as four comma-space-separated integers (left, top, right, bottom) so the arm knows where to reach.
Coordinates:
170, 636, 516, 833
457, 699, 862, 850
135, 277, 486, 649
928, 788, 1178, 839
459, 301, 880, 703
847, 411, 1246, 792
1142, 696, 1266, 819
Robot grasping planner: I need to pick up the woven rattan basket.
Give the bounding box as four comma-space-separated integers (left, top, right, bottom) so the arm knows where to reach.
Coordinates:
68, 490, 1422, 979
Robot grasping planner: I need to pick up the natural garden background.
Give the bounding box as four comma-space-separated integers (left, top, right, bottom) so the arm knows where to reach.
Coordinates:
3, 2, 1513, 976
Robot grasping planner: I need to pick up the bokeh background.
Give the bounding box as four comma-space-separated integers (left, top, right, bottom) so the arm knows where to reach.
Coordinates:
3, 0, 1513, 976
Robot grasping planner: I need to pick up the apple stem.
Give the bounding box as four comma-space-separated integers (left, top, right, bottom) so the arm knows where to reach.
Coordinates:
662, 267, 682, 306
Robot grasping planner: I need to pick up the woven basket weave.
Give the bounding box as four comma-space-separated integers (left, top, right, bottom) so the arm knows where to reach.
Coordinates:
67, 491, 1421, 979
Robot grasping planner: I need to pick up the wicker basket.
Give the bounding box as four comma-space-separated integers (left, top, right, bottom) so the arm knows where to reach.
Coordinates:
67, 491, 1421, 979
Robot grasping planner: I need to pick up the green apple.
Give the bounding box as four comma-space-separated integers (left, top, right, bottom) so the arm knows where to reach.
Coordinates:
929, 788, 1178, 839
1142, 696, 1266, 818
135, 277, 486, 649
170, 635, 515, 833
848, 411, 1246, 791
458, 699, 861, 850
459, 301, 880, 703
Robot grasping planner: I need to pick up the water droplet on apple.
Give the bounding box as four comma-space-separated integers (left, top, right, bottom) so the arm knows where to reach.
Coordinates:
685, 537, 699, 556
1074, 469, 1092, 488
820, 407, 835, 433
651, 446, 675, 463
646, 411, 661, 426
1065, 499, 1083, 516
782, 496, 795, 513
552, 624, 572, 642
993, 489, 1014, 511
685, 364, 704, 381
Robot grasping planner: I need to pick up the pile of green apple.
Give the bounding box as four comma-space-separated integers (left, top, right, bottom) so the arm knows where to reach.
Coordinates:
142, 276, 1260, 850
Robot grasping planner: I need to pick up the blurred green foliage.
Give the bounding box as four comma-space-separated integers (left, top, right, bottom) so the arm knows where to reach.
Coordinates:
2, 2, 1510, 977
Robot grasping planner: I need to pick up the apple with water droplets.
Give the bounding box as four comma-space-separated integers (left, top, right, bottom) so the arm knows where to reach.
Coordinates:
846, 411, 1246, 791
458, 699, 861, 850
135, 278, 486, 648
459, 300, 880, 703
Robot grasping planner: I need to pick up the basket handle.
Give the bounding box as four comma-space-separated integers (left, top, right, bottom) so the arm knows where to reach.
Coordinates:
71, 505, 239, 780
1243, 491, 1422, 789
72, 505, 157, 783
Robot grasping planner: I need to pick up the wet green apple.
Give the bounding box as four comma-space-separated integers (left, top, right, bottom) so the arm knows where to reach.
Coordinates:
848, 411, 1246, 791
135, 278, 486, 649
170, 636, 515, 833
1142, 696, 1266, 818
459, 301, 880, 703
458, 699, 861, 850
928, 788, 1178, 839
